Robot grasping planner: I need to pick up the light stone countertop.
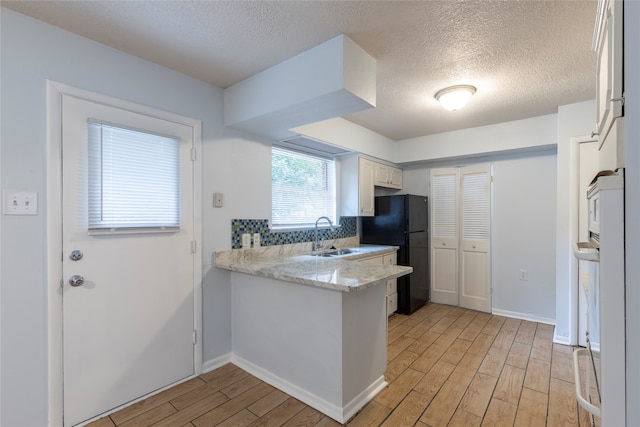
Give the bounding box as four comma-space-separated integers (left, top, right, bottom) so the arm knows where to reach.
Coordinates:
215, 242, 413, 292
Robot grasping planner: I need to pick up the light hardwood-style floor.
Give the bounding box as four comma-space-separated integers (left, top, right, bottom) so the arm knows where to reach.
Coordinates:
88, 303, 595, 427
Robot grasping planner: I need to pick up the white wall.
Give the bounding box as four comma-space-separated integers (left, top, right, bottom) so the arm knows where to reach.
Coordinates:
401, 150, 557, 321
394, 114, 557, 164
491, 152, 557, 321
624, 1, 640, 422
0, 9, 270, 425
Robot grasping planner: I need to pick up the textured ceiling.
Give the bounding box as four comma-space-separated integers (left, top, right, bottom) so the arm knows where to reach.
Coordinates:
2, 0, 598, 140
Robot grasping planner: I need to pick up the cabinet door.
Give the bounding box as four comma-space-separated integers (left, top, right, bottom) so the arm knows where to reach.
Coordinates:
374, 163, 390, 186
389, 168, 403, 189
382, 253, 397, 297
358, 158, 375, 216
595, 0, 623, 142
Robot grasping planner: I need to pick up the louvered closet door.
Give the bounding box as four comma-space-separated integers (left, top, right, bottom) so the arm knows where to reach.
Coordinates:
430, 169, 459, 305
459, 164, 491, 312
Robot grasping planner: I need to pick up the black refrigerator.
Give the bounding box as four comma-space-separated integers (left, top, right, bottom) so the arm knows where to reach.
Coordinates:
360, 194, 429, 314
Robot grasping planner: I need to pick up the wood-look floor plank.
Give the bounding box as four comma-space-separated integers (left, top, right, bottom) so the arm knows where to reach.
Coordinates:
505, 341, 532, 370
481, 398, 517, 427
439, 338, 472, 365
151, 391, 230, 427
467, 333, 495, 356
502, 317, 522, 332
387, 335, 416, 361
536, 323, 555, 340
215, 408, 259, 427
170, 368, 248, 411
459, 373, 498, 417
491, 329, 516, 351
388, 324, 414, 344
347, 400, 393, 427
493, 364, 526, 406
374, 368, 424, 409
481, 316, 506, 336
530, 334, 553, 362
191, 382, 273, 427
477, 347, 509, 378
523, 358, 551, 394
514, 387, 548, 427
406, 331, 440, 354
419, 380, 467, 427
246, 389, 290, 417
413, 360, 456, 399
448, 352, 484, 387
281, 406, 325, 426
385, 350, 421, 382
550, 350, 575, 383
245, 397, 306, 427
315, 416, 342, 426
451, 313, 478, 330
117, 402, 177, 427
514, 321, 537, 345
447, 408, 482, 427
86, 416, 116, 427
547, 377, 580, 427
109, 377, 206, 424
410, 343, 448, 373
380, 390, 431, 427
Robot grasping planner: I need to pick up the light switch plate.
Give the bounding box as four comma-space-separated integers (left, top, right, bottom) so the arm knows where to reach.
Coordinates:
3, 190, 38, 215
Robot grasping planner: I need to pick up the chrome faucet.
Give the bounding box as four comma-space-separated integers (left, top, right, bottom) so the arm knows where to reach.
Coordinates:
314, 216, 335, 252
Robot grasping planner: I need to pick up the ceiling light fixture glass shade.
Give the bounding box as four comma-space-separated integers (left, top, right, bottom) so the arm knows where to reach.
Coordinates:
435, 85, 476, 112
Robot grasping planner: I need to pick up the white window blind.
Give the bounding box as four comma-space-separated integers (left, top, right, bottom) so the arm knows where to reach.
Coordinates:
462, 172, 489, 240
88, 121, 181, 232
272, 146, 336, 228
432, 173, 458, 238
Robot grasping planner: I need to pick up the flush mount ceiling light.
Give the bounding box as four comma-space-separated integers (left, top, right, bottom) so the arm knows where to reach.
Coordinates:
435, 85, 477, 112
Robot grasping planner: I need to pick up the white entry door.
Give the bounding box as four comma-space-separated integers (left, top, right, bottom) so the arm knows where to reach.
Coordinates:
430, 164, 492, 312
61, 95, 196, 426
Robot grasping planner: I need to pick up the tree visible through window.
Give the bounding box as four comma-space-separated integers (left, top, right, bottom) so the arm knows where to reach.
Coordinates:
272, 146, 336, 228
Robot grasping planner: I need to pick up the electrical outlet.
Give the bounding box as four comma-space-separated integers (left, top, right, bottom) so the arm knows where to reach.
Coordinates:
519, 269, 528, 281
213, 192, 223, 208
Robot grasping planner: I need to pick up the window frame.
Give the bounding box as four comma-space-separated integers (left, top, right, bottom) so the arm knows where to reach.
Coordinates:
271, 145, 338, 231
87, 120, 182, 235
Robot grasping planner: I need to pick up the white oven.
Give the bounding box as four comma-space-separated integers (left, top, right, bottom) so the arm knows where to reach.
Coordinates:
573, 170, 625, 426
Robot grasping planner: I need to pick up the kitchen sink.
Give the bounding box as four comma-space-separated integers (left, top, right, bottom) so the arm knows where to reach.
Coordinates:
310, 248, 354, 257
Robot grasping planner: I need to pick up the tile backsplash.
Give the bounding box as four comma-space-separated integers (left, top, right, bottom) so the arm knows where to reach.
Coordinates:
231, 217, 357, 249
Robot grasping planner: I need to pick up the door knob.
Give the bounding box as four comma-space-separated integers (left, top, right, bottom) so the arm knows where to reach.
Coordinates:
69, 275, 85, 287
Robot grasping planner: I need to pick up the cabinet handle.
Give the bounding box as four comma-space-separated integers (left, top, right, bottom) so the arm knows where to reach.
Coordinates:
591, 131, 599, 138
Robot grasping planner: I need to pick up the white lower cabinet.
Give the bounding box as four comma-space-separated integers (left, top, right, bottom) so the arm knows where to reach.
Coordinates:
359, 252, 398, 316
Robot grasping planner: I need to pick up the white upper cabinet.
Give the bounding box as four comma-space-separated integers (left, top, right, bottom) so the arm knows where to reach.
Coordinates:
340, 156, 402, 217
341, 156, 374, 216
594, 0, 623, 145
374, 163, 403, 189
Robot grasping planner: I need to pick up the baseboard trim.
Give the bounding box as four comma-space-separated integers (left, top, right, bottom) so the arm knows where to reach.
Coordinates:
231, 354, 386, 424
491, 308, 556, 325
552, 334, 572, 346
201, 353, 233, 374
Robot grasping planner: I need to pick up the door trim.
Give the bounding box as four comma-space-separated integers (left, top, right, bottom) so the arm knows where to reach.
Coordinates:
46, 81, 203, 426
566, 135, 598, 346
